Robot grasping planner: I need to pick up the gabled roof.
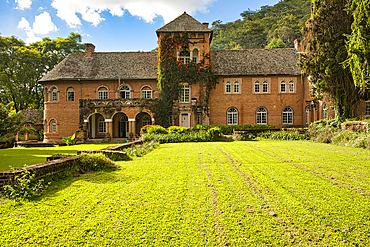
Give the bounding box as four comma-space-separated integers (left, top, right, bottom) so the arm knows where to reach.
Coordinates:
39, 52, 158, 82
156, 12, 212, 35
211, 48, 301, 76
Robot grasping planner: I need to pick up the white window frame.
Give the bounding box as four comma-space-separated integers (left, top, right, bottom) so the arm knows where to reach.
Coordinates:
180, 85, 190, 103
179, 49, 191, 64
98, 89, 108, 99
280, 81, 286, 93
288, 81, 295, 93
192, 48, 199, 63
50, 120, 56, 133
67, 88, 74, 102
254, 81, 260, 93
227, 108, 238, 125
234, 81, 240, 93
98, 117, 106, 133
262, 81, 269, 93
142, 90, 152, 99
120, 85, 131, 99
279, 77, 297, 94
52, 88, 58, 101
305, 106, 309, 125
256, 107, 267, 125
225, 81, 231, 93
282, 107, 294, 125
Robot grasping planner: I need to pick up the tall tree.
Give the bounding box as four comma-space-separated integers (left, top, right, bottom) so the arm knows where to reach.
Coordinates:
299, 0, 362, 118
345, 0, 370, 92
0, 102, 23, 136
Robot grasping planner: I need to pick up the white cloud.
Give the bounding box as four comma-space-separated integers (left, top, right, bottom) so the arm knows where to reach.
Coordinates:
15, 0, 32, 10
51, 0, 214, 28
17, 12, 58, 44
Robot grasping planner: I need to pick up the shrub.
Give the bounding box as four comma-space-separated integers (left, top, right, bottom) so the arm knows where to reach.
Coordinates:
62, 134, 76, 146
3, 168, 47, 201
258, 130, 308, 141
142, 125, 168, 135
124, 141, 160, 157
79, 153, 118, 171
141, 130, 212, 143
208, 127, 222, 141
193, 124, 275, 135
168, 126, 188, 134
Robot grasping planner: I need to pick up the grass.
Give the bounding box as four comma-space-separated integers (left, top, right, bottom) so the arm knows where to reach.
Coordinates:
1, 140, 370, 245
0, 143, 120, 172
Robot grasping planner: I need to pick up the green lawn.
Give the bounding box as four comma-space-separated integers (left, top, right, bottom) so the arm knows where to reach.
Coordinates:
1, 140, 370, 246
0, 143, 121, 172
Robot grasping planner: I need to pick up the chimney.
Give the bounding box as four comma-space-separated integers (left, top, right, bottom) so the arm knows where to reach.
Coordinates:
202, 22, 209, 28
85, 43, 95, 57
294, 39, 304, 53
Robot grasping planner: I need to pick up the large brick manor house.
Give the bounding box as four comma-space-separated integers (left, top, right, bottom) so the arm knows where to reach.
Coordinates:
39, 12, 369, 143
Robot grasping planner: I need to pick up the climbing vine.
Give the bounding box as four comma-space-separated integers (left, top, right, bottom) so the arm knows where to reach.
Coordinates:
153, 34, 218, 127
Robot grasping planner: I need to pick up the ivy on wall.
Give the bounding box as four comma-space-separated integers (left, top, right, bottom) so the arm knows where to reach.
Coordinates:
153, 35, 218, 127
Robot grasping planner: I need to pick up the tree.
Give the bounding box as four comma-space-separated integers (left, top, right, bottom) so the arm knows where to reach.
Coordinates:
299, 0, 363, 118
0, 102, 23, 136
265, 38, 287, 49
345, 0, 370, 92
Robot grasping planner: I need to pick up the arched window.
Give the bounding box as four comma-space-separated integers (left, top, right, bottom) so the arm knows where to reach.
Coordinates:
256, 107, 267, 124
192, 49, 199, 63
282, 107, 294, 124
142, 115, 151, 127
280, 81, 286, 93
141, 86, 152, 99
225, 81, 231, 93
305, 106, 309, 125
322, 103, 327, 119
234, 81, 240, 93
120, 85, 131, 99
262, 81, 269, 93
227, 107, 238, 125
289, 81, 295, 93
254, 81, 260, 93
50, 120, 57, 133
179, 49, 190, 64
52, 88, 58, 101
98, 87, 108, 99
67, 87, 74, 102
98, 116, 106, 133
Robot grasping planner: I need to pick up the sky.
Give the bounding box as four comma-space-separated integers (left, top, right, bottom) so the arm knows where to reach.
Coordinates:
1, 0, 281, 52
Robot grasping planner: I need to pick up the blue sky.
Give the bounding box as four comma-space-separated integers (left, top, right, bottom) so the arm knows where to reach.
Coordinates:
1, 0, 280, 52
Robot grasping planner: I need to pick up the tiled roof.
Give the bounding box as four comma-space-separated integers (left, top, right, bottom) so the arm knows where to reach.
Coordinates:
156, 12, 212, 34
211, 48, 301, 76
39, 52, 158, 82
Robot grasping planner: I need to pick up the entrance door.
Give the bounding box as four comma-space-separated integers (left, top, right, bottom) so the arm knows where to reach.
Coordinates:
119, 115, 129, 138
181, 113, 190, 128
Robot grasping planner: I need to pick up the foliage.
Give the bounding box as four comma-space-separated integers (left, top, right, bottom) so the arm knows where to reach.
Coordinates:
141, 130, 212, 143
78, 153, 118, 171
62, 134, 76, 146
265, 38, 287, 49
207, 126, 222, 140
193, 124, 275, 135
0, 102, 23, 136
2, 168, 47, 201
154, 35, 218, 127
258, 130, 308, 140
210, 0, 311, 50
345, 0, 370, 92
167, 126, 188, 134
122, 141, 160, 158
298, 0, 365, 118
18, 127, 37, 135
143, 125, 168, 135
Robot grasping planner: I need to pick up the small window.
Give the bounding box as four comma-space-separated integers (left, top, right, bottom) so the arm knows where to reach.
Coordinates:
282, 107, 294, 124
227, 107, 238, 125
322, 103, 327, 119
98, 87, 108, 99
120, 85, 131, 99
289, 81, 294, 93
98, 117, 106, 133
256, 107, 267, 125
141, 87, 152, 99
280, 81, 286, 93
192, 49, 199, 63
67, 88, 74, 102
179, 49, 190, 64
52, 88, 58, 101
234, 82, 240, 93
50, 120, 56, 133
262, 81, 268, 93
366, 101, 370, 116
142, 115, 151, 127
225, 81, 231, 93
305, 106, 309, 125
196, 114, 201, 125
254, 81, 260, 93
180, 85, 190, 103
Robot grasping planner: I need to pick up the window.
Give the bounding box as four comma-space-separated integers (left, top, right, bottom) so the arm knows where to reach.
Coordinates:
192, 49, 199, 63
67, 88, 74, 101
98, 87, 108, 99
179, 49, 190, 64
289, 81, 294, 93
225, 81, 231, 93
141, 87, 152, 99
52, 88, 58, 101
282, 107, 294, 124
98, 117, 106, 133
280, 81, 286, 93
254, 81, 260, 93
227, 107, 238, 125
366, 101, 370, 116
50, 120, 56, 133
120, 85, 131, 99
256, 107, 267, 125
196, 114, 201, 125
180, 85, 190, 103
262, 81, 268, 93
322, 103, 327, 119
142, 115, 151, 127
234, 82, 240, 93
305, 106, 309, 125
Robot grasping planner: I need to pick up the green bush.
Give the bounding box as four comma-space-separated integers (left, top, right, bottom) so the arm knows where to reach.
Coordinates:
208, 127, 222, 141
79, 153, 118, 171
3, 168, 47, 201
258, 130, 308, 141
145, 125, 168, 135
168, 126, 188, 134
62, 134, 76, 146
124, 141, 160, 157
193, 124, 275, 135
141, 130, 212, 143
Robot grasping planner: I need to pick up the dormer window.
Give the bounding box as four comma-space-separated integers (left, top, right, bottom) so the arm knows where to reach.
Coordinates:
179, 49, 190, 64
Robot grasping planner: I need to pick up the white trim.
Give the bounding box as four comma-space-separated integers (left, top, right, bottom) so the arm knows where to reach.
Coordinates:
84, 119, 88, 123
128, 118, 135, 122
105, 119, 112, 122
